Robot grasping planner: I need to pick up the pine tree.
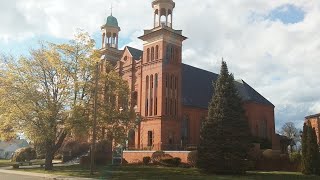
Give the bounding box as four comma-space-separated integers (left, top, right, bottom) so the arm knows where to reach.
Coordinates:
197, 61, 251, 174
302, 121, 320, 175
302, 122, 311, 174
310, 127, 320, 175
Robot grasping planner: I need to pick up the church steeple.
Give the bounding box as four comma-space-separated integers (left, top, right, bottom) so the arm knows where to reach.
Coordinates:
152, 0, 175, 28
101, 7, 120, 49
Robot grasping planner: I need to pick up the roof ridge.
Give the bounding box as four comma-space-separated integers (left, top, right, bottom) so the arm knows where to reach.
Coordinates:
241, 80, 274, 106
182, 63, 218, 75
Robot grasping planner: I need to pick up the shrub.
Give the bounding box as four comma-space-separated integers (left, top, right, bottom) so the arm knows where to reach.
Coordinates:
54, 154, 62, 160
151, 151, 165, 163
11, 147, 37, 162
262, 149, 274, 159
143, 156, 151, 165
187, 151, 197, 167
179, 162, 192, 168
94, 140, 112, 165
290, 152, 302, 163
61, 141, 89, 158
160, 157, 181, 167
79, 156, 90, 167
12, 164, 19, 169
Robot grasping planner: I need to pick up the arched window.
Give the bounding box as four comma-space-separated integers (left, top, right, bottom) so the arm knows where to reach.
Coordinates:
171, 46, 174, 62
181, 115, 190, 145
147, 48, 150, 62
155, 45, 159, 59
160, 8, 166, 25
150, 75, 154, 116
145, 76, 149, 116
154, 9, 159, 27
151, 47, 155, 61
167, 9, 172, 27
175, 76, 177, 90
154, 74, 158, 115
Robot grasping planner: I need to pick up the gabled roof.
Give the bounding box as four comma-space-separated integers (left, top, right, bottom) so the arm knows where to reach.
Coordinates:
126, 46, 143, 60
181, 64, 274, 109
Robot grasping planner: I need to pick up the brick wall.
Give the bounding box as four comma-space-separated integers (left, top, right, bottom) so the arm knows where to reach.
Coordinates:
122, 151, 190, 163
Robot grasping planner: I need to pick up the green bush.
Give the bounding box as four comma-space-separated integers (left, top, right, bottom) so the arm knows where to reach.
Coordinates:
11, 147, 37, 162
187, 151, 197, 167
151, 151, 165, 163
12, 164, 19, 169
160, 157, 181, 167
262, 149, 274, 159
290, 152, 302, 163
143, 156, 151, 165
61, 141, 89, 159
94, 140, 112, 165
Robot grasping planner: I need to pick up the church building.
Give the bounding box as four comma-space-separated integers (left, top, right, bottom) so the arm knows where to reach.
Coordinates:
100, 0, 277, 150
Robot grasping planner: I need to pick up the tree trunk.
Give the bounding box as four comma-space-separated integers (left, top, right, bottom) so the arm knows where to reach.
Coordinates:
44, 145, 54, 170
44, 131, 67, 171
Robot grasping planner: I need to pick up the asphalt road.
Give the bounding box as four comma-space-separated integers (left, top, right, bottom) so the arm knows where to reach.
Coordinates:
0, 172, 45, 180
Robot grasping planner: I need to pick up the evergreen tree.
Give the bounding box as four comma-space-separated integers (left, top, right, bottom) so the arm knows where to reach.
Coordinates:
302, 122, 311, 174
302, 121, 320, 175
197, 61, 251, 174
310, 127, 320, 175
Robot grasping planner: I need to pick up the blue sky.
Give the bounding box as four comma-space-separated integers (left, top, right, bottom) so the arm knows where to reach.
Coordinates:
0, 0, 319, 131
267, 4, 305, 24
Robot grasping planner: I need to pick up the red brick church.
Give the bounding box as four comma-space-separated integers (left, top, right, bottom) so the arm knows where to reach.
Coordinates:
100, 0, 278, 151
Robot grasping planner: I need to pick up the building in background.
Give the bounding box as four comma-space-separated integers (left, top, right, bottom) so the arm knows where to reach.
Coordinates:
305, 113, 320, 144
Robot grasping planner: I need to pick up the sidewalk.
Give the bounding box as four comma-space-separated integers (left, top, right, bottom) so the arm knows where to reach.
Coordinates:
0, 166, 96, 180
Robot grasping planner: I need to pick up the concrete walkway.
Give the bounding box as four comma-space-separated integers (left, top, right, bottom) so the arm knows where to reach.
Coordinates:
0, 166, 96, 180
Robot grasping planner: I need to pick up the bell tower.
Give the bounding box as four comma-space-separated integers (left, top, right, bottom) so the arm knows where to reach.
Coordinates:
100, 9, 122, 65
137, 0, 187, 150
152, 0, 175, 28
101, 12, 120, 49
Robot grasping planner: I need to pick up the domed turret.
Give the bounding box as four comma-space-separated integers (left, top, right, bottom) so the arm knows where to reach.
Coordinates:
101, 13, 121, 49
106, 15, 119, 27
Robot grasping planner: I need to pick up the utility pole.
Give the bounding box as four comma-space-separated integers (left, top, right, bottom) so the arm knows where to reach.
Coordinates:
90, 62, 99, 175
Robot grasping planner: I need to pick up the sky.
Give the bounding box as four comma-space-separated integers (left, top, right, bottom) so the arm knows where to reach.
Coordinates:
0, 0, 319, 131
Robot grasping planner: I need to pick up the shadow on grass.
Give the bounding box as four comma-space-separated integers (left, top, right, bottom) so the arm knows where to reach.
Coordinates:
15, 164, 319, 180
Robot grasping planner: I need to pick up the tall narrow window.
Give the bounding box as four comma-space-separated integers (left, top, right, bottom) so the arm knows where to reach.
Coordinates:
151, 47, 155, 61
148, 131, 153, 146
155, 45, 159, 59
181, 115, 189, 145
175, 77, 177, 90
145, 76, 149, 116
154, 74, 158, 115
171, 46, 174, 61
165, 74, 169, 115
147, 48, 150, 62
150, 75, 153, 116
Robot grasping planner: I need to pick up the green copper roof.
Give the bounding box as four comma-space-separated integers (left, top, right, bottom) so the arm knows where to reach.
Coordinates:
106, 15, 119, 27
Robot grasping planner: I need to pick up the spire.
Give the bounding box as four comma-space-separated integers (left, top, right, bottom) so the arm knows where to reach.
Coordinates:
110, 4, 113, 16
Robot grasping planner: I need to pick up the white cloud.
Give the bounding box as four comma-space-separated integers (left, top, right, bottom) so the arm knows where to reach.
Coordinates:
0, 0, 319, 129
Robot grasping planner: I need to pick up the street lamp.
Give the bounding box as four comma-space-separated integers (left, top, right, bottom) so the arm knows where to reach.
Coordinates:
90, 62, 99, 175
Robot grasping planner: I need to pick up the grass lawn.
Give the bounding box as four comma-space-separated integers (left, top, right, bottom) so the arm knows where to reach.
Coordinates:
15, 164, 319, 180
0, 159, 12, 167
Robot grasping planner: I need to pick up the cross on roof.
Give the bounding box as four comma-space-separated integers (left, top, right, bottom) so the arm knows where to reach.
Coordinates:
110, 4, 113, 16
